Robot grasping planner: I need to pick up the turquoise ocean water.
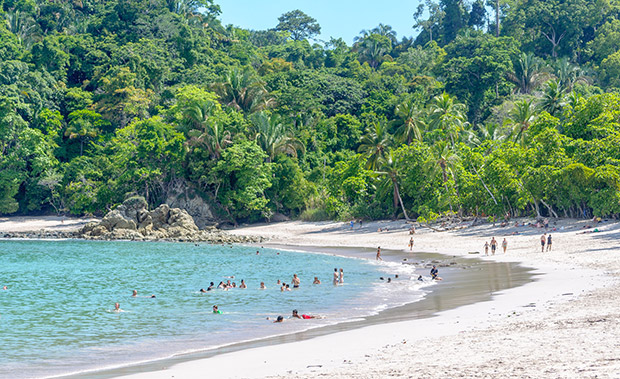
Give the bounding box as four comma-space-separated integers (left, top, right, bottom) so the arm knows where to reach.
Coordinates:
0, 240, 431, 378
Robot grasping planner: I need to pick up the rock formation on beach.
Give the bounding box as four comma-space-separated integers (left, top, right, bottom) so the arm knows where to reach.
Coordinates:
78, 196, 259, 243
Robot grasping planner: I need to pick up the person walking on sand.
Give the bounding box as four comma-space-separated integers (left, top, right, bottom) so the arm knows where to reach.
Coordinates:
376, 246, 382, 261
502, 238, 508, 254
333, 268, 339, 285
408, 237, 414, 251
540, 233, 546, 252
350, 220, 354, 229
490, 237, 497, 255
484, 241, 489, 256
546, 234, 552, 251
339, 268, 344, 284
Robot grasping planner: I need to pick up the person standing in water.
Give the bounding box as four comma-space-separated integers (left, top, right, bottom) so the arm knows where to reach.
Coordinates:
114, 303, 122, 312
502, 238, 508, 254
292, 274, 300, 288
132, 290, 138, 297
333, 268, 339, 285
339, 268, 344, 284
490, 237, 497, 255
212, 305, 222, 314
376, 246, 382, 261
408, 237, 414, 251
546, 234, 552, 251
484, 241, 489, 256
313, 277, 321, 284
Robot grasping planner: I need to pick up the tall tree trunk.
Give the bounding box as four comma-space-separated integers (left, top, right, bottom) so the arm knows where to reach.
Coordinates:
495, 0, 500, 37
393, 179, 410, 220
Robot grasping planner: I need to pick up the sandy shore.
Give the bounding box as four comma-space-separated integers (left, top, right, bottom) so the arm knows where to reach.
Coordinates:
0, 215, 99, 233
109, 217, 619, 379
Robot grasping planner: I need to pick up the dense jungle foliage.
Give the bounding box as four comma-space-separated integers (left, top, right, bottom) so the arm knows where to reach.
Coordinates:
1, 0, 620, 223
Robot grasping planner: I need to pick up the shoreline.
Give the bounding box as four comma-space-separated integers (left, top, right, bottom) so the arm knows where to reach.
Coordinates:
77, 246, 533, 379
2, 216, 619, 378
120, 218, 619, 378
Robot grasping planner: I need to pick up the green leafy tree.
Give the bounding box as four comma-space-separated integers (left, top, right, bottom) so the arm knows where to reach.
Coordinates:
214, 140, 273, 221
275, 9, 321, 41
358, 121, 392, 170
65, 110, 109, 156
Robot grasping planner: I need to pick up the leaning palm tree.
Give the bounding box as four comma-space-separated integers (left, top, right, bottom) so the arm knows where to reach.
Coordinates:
212, 67, 274, 114
506, 52, 548, 94
425, 141, 461, 212
506, 99, 537, 146
375, 150, 410, 220
392, 99, 426, 145
428, 93, 468, 146
358, 121, 392, 170
251, 112, 304, 162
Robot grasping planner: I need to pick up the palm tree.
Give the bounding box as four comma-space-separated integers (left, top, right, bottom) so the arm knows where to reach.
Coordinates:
461, 123, 507, 147
506, 99, 537, 146
370, 23, 397, 46
4, 10, 41, 48
65, 118, 98, 157
251, 112, 304, 162
358, 121, 392, 170
539, 80, 565, 116
392, 99, 426, 145
425, 141, 460, 212
375, 150, 410, 220
551, 58, 590, 93
212, 67, 274, 114
182, 99, 230, 159
506, 53, 548, 94
428, 93, 468, 146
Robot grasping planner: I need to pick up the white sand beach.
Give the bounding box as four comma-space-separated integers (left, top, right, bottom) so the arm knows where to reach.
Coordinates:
115, 218, 620, 379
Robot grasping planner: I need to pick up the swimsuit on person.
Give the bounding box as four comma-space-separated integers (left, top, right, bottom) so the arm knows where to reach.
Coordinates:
302, 314, 312, 319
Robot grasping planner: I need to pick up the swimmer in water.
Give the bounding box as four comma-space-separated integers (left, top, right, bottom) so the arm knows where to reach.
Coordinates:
114, 303, 122, 312
292, 274, 300, 288
200, 288, 207, 293
274, 315, 284, 323
376, 246, 382, 261
333, 268, 339, 285
239, 279, 247, 289
212, 305, 222, 314
207, 282, 214, 291
277, 279, 281, 285
339, 268, 344, 284
132, 290, 138, 297
292, 309, 317, 319
260, 282, 266, 289
387, 277, 392, 283
2, 286, 6, 290
313, 277, 321, 284
150, 294, 156, 298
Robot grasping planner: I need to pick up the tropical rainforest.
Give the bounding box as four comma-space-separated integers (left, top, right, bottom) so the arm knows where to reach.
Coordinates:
1, 0, 620, 224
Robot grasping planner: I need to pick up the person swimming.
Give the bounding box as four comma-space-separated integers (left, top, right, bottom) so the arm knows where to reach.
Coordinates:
274, 315, 284, 323
114, 303, 122, 312
239, 279, 247, 289
260, 282, 266, 289
292, 309, 317, 319
212, 305, 222, 314
132, 290, 138, 297
207, 282, 215, 291
313, 277, 321, 284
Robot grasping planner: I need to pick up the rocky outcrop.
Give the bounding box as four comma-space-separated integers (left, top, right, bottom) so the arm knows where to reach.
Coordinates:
166, 190, 216, 229
77, 197, 260, 244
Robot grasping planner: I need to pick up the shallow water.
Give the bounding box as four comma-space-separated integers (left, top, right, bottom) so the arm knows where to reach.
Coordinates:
0, 240, 429, 378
